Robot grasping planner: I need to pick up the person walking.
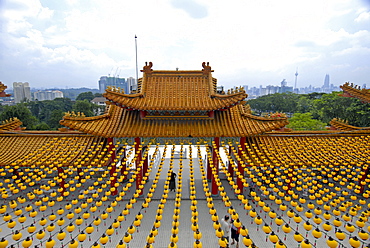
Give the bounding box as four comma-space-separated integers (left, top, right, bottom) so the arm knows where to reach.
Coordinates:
220, 215, 231, 247
169, 171, 177, 192
230, 220, 240, 248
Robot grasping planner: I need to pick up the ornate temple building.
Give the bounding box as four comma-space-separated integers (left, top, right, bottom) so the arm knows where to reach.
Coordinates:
60, 62, 288, 138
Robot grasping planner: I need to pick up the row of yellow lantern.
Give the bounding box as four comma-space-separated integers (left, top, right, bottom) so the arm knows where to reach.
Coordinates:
225, 140, 370, 247
0, 142, 150, 247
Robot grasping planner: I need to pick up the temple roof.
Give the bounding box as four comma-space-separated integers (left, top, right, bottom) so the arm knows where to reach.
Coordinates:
0, 118, 23, 131
0, 82, 11, 97
340, 82, 370, 103
60, 104, 288, 138
0, 134, 104, 166
103, 62, 247, 111
329, 118, 370, 131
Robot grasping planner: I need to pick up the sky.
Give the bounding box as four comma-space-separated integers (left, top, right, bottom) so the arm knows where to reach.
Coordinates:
1, 0, 370, 90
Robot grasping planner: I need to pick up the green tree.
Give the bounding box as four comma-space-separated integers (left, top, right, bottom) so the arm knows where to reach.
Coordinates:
296, 95, 312, 113
287, 113, 326, 131
76, 92, 95, 101
342, 100, 370, 127
310, 92, 360, 123
47, 109, 65, 129
248, 93, 300, 115
0, 104, 38, 129
72, 100, 94, 117
94, 93, 103, 97
34, 122, 50, 130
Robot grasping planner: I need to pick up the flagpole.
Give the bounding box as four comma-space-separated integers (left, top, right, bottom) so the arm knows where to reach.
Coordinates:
135, 35, 138, 87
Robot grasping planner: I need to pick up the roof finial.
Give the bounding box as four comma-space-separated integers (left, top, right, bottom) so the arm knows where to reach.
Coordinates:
202, 62, 212, 75
141, 62, 153, 74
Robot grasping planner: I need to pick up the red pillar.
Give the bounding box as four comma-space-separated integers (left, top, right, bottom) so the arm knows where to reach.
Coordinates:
58, 167, 65, 195
143, 147, 148, 179
107, 138, 116, 164
237, 137, 246, 194
207, 149, 212, 181
211, 137, 219, 196
359, 167, 369, 194
120, 148, 126, 175
135, 137, 143, 196
107, 138, 118, 196
77, 168, 82, 183
228, 145, 233, 177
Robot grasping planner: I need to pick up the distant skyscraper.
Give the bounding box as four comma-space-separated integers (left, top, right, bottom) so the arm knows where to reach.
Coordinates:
99, 76, 128, 93
126, 77, 137, 93
323, 74, 330, 88
13, 82, 31, 103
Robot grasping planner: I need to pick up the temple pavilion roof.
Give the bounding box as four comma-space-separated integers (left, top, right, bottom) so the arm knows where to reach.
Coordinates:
329, 118, 370, 131
61, 63, 289, 137
0, 134, 104, 166
60, 103, 288, 138
0, 82, 11, 97
103, 62, 247, 112
340, 82, 370, 103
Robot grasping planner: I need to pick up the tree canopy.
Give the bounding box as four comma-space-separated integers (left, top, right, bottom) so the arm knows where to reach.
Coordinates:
286, 113, 326, 131
248, 92, 370, 128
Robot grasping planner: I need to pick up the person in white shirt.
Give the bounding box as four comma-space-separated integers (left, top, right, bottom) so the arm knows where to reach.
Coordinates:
220, 215, 231, 247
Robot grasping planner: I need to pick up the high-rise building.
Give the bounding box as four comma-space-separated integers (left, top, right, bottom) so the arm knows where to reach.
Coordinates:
34, 90, 63, 101
98, 76, 128, 93
126, 77, 137, 93
13, 82, 31, 103
323, 74, 330, 89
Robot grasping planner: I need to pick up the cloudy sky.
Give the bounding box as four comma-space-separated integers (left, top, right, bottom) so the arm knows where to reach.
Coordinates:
1, 0, 369, 90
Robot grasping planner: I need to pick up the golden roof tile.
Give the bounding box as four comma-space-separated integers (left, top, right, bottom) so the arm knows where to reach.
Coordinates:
103, 62, 247, 111
60, 104, 289, 138
0, 134, 103, 166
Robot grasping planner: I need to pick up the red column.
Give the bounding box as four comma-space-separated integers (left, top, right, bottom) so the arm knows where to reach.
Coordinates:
143, 147, 148, 179
107, 138, 118, 196
359, 167, 369, 194
228, 145, 233, 177
207, 149, 212, 181
135, 137, 143, 196
120, 148, 126, 175
211, 137, 219, 196
58, 167, 65, 195
107, 138, 116, 164
237, 137, 246, 194
77, 168, 82, 183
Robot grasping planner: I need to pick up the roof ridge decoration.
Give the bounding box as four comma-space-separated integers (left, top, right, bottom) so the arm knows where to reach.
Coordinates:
62, 105, 112, 121
202, 62, 214, 75
240, 104, 288, 121
141, 61, 153, 74
0, 117, 23, 131
0, 82, 11, 97
340, 82, 370, 103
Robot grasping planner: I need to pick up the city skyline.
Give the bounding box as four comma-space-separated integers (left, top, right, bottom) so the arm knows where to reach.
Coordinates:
1, 0, 370, 89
